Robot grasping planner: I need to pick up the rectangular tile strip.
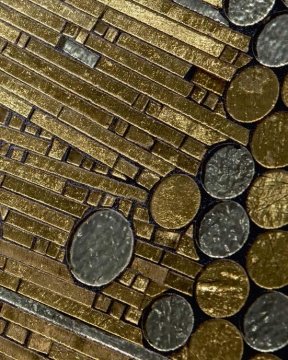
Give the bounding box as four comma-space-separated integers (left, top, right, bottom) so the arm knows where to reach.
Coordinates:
0, 287, 168, 360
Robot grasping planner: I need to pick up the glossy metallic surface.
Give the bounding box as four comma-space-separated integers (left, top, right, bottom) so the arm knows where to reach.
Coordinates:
247, 231, 288, 289
188, 319, 244, 360
244, 292, 288, 352
69, 209, 134, 287
0, 287, 168, 360
143, 294, 194, 352
252, 112, 288, 169
226, 0, 275, 26
60, 37, 100, 68
199, 201, 249, 258
203, 145, 255, 199
196, 260, 250, 318
174, 0, 228, 25
256, 14, 288, 67
226, 66, 279, 123
150, 174, 201, 229
247, 171, 288, 229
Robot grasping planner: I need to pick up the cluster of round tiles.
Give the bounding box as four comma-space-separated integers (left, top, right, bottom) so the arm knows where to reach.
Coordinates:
66, 2, 288, 359
226, 0, 288, 68
142, 1, 288, 357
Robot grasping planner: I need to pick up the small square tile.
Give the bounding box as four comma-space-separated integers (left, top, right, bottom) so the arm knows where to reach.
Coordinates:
94, 294, 111, 312
94, 20, 108, 36
64, 184, 88, 202
28, 333, 51, 354
17, 33, 30, 48
109, 301, 125, 319
104, 27, 119, 42
76, 29, 89, 44
6, 323, 28, 344
63, 22, 79, 38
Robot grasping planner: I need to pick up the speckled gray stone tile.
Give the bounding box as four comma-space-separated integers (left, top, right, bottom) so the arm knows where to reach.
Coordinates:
69, 209, 134, 287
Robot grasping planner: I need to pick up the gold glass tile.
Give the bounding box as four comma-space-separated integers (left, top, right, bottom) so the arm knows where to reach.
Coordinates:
0, 1, 285, 359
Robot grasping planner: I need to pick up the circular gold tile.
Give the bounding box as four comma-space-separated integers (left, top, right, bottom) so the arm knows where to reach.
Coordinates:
251, 112, 288, 169
226, 66, 279, 123
150, 174, 201, 229
250, 354, 281, 360
247, 231, 288, 289
195, 260, 249, 318
247, 171, 288, 229
282, 74, 288, 107
188, 319, 244, 360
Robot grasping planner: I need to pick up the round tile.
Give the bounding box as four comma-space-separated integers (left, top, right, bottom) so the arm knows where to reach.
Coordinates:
188, 319, 244, 360
143, 294, 194, 352
68, 209, 134, 287
251, 112, 288, 169
244, 292, 288, 352
199, 201, 250, 258
196, 260, 250, 318
247, 171, 288, 229
226, 0, 275, 26
247, 231, 288, 289
150, 174, 201, 229
226, 66, 279, 123
203, 145, 255, 199
256, 14, 288, 67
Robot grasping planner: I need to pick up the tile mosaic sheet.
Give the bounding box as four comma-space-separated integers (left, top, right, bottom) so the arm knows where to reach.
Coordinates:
0, 0, 287, 359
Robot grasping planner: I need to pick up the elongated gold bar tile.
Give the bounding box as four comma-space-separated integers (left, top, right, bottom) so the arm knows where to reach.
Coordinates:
86, 34, 193, 96
117, 33, 190, 77
96, 57, 248, 145
102, 9, 236, 81
132, 0, 250, 51
152, 141, 199, 175
96, 0, 224, 57
25, 152, 148, 202
5, 259, 95, 307
0, 239, 72, 281
0, 335, 46, 360
192, 69, 226, 96
1, 0, 65, 31
181, 137, 207, 161
2, 175, 87, 218
161, 252, 203, 279
58, 107, 174, 176
48, 343, 94, 360
103, 282, 144, 309
65, 0, 106, 18
2, 223, 34, 248
0, 87, 32, 118
0, 270, 19, 291
1, 304, 130, 360
3, 44, 183, 148
31, 110, 118, 169
18, 281, 142, 344
29, 0, 96, 31
0, 4, 59, 45
0, 53, 112, 129
5, 211, 69, 246
1, 126, 49, 155
0, 188, 74, 232
0, 20, 19, 43
0, 70, 63, 116
0, 156, 65, 193
158, 106, 238, 146
27, 38, 138, 105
